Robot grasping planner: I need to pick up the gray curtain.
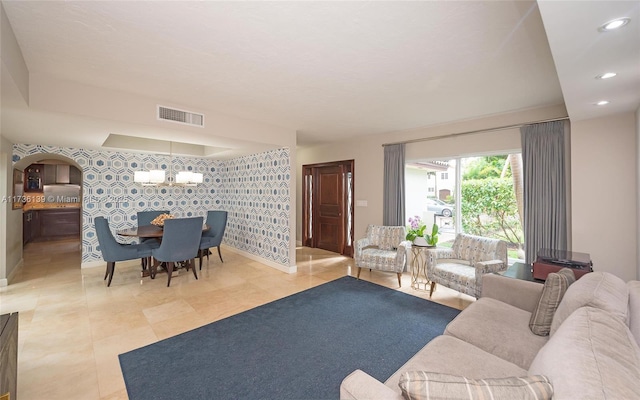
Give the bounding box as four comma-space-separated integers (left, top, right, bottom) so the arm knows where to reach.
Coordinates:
521, 121, 567, 264
383, 144, 405, 226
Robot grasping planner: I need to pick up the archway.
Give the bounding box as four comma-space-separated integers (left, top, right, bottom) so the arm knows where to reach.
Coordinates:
13, 153, 83, 248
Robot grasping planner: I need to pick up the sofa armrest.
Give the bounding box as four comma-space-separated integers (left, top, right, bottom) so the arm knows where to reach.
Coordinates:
480, 273, 544, 313
340, 370, 402, 400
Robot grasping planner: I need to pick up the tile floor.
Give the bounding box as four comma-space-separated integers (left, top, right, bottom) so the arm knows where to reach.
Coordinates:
1, 239, 474, 400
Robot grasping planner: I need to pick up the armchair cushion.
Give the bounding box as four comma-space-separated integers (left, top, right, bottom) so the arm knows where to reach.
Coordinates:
367, 225, 405, 251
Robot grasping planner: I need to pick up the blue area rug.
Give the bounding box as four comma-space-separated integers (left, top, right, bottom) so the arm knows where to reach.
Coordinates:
119, 276, 460, 400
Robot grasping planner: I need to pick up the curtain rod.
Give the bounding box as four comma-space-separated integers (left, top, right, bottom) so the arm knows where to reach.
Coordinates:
382, 116, 569, 147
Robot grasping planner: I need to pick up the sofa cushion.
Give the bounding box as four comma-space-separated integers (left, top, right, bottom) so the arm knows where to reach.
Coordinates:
529, 268, 576, 336
550, 271, 628, 335
444, 298, 548, 369
628, 281, 640, 348
529, 306, 640, 400
385, 335, 527, 394
398, 372, 553, 400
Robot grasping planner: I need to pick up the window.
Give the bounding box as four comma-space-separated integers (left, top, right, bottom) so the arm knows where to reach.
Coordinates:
405, 154, 524, 263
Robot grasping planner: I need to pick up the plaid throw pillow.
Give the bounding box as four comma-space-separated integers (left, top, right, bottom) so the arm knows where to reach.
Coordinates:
529, 268, 576, 336
398, 372, 553, 400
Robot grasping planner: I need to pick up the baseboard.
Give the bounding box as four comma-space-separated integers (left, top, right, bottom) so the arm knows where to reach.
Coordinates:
1, 258, 24, 287
81, 260, 105, 269
223, 245, 297, 274
82, 249, 297, 274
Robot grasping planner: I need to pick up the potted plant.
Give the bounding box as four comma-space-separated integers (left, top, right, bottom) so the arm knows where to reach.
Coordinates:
406, 216, 439, 247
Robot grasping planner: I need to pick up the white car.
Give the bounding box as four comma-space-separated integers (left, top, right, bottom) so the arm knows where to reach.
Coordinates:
426, 198, 454, 217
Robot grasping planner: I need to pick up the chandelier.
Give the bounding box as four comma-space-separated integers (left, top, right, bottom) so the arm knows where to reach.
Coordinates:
133, 142, 203, 187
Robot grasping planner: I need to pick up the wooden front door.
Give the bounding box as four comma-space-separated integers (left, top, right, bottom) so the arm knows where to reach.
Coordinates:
316, 165, 344, 253
302, 160, 354, 257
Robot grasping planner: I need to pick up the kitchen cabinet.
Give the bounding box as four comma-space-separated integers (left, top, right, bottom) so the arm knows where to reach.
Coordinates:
39, 209, 80, 239
24, 208, 78, 243
70, 166, 82, 184
23, 210, 42, 245
43, 164, 57, 185
23, 211, 30, 245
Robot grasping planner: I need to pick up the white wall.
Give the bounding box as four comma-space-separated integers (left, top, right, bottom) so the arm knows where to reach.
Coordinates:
0, 135, 23, 286
405, 167, 429, 225
297, 104, 568, 242
571, 112, 637, 281
636, 105, 640, 280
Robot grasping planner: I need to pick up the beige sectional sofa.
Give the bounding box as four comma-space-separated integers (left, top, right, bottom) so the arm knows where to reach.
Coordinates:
340, 271, 640, 399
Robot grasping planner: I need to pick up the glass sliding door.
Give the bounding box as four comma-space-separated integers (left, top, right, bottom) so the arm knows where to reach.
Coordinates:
460, 154, 524, 262
406, 153, 524, 263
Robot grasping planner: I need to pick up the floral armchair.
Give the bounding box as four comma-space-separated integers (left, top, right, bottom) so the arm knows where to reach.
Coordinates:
355, 225, 410, 287
426, 233, 508, 298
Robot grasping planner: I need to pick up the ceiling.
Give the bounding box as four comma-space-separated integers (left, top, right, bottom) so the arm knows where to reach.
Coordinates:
1, 1, 638, 157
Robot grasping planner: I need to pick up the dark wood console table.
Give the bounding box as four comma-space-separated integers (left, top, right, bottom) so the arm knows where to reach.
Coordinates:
0, 313, 18, 400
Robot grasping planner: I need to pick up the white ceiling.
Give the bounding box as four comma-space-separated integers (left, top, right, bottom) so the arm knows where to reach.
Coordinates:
1, 1, 638, 155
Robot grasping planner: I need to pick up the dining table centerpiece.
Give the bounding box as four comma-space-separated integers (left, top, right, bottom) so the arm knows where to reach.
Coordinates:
150, 213, 175, 227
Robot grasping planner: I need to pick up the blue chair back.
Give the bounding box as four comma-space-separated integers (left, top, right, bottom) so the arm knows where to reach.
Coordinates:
153, 217, 204, 262
95, 216, 142, 262
203, 210, 228, 245
137, 210, 170, 226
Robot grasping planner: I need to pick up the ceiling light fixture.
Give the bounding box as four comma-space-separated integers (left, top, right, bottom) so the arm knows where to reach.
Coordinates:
133, 141, 203, 187
595, 72, 617, 79
595, 100, 610, 106
598, 17, 630, 32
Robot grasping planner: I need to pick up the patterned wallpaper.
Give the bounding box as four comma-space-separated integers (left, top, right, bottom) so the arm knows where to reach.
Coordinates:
12, 144, 291, 267
221, 148, 291, 265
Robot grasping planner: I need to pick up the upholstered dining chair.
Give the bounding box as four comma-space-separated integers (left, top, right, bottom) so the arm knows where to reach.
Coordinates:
136, 210, 168, 266
354, 225, 410, 287
150, 216, 204, 287
198, 210, 228, 269
95, 216, 153, 287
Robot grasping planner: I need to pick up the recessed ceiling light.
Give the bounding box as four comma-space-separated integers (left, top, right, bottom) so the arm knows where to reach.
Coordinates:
596, 72, 617, 80
595, 100, 610, 106
598, 18, 630, 32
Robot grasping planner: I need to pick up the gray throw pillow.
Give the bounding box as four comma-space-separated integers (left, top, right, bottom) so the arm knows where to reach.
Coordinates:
398, 371, 553, 400
529, 268, 576, 336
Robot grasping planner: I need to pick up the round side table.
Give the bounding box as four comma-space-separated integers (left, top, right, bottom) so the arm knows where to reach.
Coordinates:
410, 244, 435, 291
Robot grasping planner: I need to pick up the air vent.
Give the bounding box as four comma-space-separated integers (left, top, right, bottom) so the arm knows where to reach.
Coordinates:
157, 106, 204, 127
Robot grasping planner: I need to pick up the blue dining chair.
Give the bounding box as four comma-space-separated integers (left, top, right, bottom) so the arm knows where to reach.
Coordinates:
136, 210, 168, 267
198, 210, 228, 270
150, 217, 204, 287
94, 216, 154, 287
